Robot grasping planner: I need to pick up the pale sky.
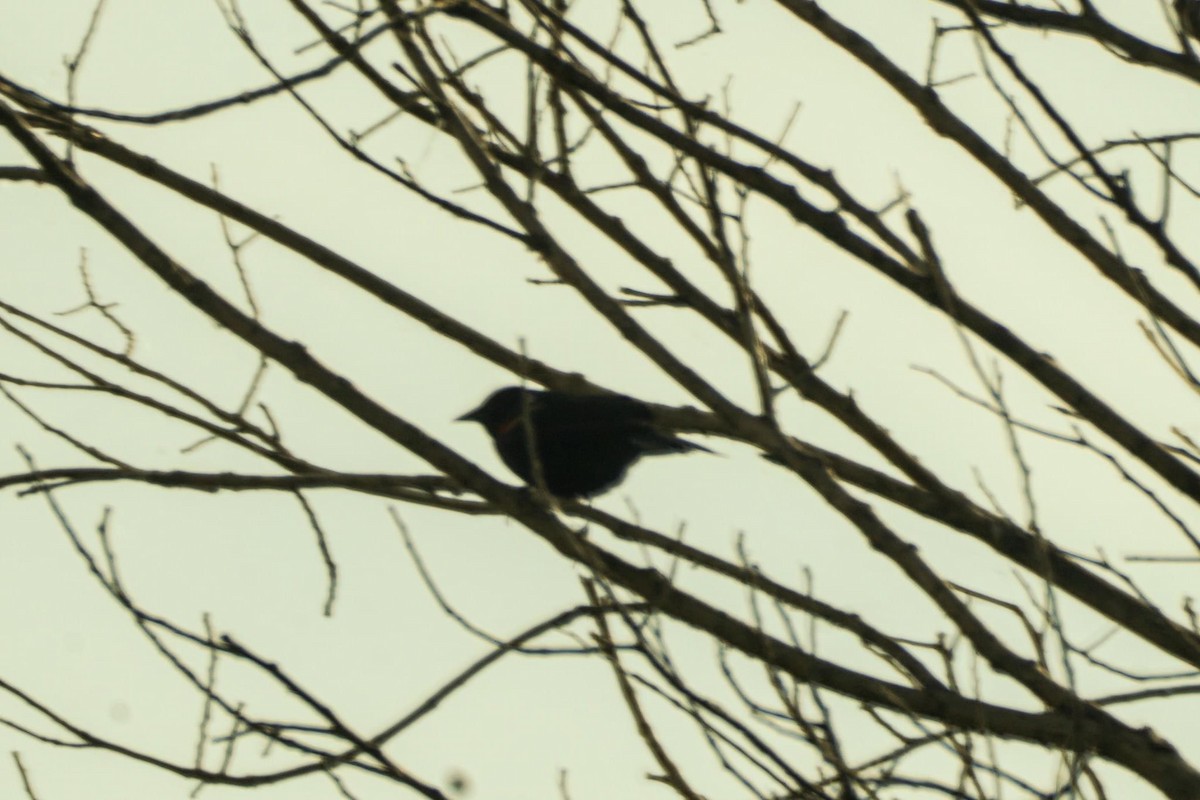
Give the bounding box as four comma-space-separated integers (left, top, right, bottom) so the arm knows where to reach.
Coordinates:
2, 2, 1199, 798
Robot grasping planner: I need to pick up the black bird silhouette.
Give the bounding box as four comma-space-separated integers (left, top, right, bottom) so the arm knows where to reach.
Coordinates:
457, 386, 712, 498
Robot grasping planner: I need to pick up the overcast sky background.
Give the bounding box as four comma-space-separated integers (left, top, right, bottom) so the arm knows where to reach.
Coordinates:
2, 2, 1199, 798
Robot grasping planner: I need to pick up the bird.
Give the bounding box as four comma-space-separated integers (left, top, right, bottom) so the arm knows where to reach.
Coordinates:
457, 386, 713, 498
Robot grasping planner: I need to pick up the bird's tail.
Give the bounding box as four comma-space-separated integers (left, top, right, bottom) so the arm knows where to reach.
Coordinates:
636, 432, 716, 455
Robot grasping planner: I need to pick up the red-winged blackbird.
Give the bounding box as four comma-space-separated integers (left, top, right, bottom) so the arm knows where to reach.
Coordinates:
457, 386, 713, 498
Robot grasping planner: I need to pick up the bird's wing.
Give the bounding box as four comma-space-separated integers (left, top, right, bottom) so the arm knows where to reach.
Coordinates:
534, 393, 714, 453
539, 392, 651, 420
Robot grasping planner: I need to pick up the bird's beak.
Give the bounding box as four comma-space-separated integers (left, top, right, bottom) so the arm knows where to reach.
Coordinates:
456, 406, 482, 422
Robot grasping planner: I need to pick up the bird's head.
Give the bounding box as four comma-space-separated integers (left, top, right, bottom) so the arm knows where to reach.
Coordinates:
456, 386, 529, 431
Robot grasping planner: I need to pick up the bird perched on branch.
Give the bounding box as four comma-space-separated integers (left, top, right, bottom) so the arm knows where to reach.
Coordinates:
457, 386, 713, 498
1178, 0, 1200, 41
